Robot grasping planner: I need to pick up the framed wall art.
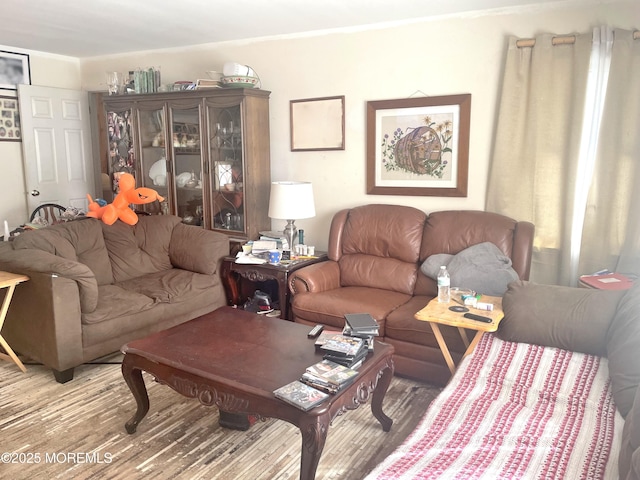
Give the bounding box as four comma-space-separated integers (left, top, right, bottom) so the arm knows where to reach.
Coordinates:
366, 94, 471, 197
0, 50, 31, 91
290, 95, 345, 151
0, 96, 21, 142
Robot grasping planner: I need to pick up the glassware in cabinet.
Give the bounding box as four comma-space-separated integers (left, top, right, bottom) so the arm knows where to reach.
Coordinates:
170, 106, 204, 227
104, 108, 135, 200
209, 104, 244, 232
138, 107, 168, 214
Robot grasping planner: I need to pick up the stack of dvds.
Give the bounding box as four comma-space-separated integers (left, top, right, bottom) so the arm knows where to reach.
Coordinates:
300, 359, 359, 394
320, 333, 368, 368
273, 381, 329, 411
343, 313, 380, 351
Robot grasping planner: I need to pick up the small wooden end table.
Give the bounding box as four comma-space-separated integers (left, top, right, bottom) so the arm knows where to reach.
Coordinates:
415, 295, 504, 375
220, 253, 328, 320
0, 271, 29, 372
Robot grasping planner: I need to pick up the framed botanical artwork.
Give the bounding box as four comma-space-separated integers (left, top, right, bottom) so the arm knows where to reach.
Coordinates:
0, 50, 31, 91
0, 96, 21, 142
290, 96, 345, 151
366, 94, 471, 196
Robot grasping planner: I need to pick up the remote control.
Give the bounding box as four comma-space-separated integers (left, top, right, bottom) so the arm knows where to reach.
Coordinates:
307, 324, 324, 338
463, 313, 492, 323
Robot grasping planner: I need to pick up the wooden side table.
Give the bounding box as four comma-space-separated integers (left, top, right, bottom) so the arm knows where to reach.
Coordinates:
0, 271, 29, 372
220, 253, 328, 320
414, 295, 504, 375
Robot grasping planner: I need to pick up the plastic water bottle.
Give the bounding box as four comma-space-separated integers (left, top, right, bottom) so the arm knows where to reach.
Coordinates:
437, 266, 450, 303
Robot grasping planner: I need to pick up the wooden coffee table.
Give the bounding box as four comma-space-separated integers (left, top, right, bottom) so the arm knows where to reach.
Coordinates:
121, 306, 394, 480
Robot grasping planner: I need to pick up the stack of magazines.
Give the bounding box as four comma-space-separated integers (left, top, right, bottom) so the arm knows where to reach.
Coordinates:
343, 313, 380, 351
320, 333, 368, 368
300, 359, 359, 394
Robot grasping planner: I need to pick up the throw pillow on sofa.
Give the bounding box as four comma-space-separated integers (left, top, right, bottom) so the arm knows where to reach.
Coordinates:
421, 241, 519, 295
499, 280, 624, 357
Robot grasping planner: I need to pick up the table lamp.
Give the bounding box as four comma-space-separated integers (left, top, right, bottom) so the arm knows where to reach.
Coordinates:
268, 181, 316, 250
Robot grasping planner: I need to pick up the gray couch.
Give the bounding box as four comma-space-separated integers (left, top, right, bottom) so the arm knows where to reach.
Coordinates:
0, 215, 229, 383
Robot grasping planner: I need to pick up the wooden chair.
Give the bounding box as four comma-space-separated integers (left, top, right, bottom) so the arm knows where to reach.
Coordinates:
29, 203, 66, 225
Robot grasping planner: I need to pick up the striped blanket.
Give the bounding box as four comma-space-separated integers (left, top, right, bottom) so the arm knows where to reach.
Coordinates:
366, 334, 623, 479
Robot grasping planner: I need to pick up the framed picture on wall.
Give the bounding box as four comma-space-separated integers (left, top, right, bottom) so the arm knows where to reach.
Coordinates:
290, 96, 345, 151
0, 50, 31, 91
366, 94, 471, 197
0, 96, 21, 142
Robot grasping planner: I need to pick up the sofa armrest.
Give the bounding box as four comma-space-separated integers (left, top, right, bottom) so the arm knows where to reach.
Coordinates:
289, 261, 341, 295
1, 271, 83, 372
0, 247, 98, 313
169, 223, 230, 275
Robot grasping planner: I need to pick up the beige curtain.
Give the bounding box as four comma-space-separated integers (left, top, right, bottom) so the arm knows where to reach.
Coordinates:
582, 29, 640, 276
487, 29, 640, 286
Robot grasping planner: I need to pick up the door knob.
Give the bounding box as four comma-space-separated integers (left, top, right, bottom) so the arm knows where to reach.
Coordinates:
30, 190, 40, 196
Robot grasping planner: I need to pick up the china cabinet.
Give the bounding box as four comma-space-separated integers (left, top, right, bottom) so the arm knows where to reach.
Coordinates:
92, 88, 271, 244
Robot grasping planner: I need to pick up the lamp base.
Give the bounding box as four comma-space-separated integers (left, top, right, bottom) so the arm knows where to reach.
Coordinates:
282, 220, 297, 251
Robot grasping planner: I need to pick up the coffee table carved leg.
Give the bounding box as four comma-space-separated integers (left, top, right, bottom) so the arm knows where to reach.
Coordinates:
299, 414, 329, 480
371, 362, 394, 432
121, 357, 150, 434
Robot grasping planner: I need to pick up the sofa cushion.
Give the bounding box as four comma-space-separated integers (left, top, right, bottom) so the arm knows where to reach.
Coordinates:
499, 281, 623, 357
620, 385, 640, 479
169, 223, 228, 275
116, 268, 218, 304
291, 286, 411, 333
340, 204, 426, 264
101, 215, 181, 283
339, 253, 418, 295
421, 241, 519, 296
607, 282, 640, 418
81, 284, 156, 325
12, 219, 114, 286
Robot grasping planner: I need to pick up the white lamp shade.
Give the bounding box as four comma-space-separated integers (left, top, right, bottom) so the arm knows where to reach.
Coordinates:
268, 181, 316, 220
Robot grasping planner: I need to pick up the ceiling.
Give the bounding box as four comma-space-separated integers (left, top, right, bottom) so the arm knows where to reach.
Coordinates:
2, 0, 605, 58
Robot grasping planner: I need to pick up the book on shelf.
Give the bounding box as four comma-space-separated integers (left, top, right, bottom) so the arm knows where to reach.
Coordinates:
320, 334, 366, 358
273, 380, 329, 411
344, 313, 380, 334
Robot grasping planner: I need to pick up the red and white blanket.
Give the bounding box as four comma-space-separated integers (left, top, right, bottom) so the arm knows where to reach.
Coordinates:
366, 334, 623, 479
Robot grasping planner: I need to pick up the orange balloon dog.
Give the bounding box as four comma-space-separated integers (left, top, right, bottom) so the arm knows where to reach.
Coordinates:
86, 173, 165, 225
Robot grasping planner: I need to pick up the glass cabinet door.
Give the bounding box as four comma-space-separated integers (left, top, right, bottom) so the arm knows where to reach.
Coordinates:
105, 108, 134, 200
137, 107, 168, 214
170, 106, 204, 226
208, 104, 244, 233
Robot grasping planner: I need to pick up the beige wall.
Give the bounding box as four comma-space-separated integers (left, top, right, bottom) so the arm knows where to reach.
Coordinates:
0, 45, 81, 229
3, 2, 636, 247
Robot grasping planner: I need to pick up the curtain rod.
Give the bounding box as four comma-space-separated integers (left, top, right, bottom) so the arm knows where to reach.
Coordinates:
517, 30, 640, 48
516, 35, 575, 48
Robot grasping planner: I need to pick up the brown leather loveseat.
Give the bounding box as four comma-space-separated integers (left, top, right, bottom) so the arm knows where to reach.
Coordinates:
288, 204, 534, 385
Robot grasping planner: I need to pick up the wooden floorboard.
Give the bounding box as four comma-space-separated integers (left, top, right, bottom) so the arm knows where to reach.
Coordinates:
0, 354, 441, 479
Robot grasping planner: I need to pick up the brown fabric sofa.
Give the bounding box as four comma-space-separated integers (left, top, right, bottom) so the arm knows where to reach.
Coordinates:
288, 204, 534, 385
0, 215, 229, 383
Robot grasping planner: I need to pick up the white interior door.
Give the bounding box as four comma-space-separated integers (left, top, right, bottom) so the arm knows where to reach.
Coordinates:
18, 85, 95, 214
